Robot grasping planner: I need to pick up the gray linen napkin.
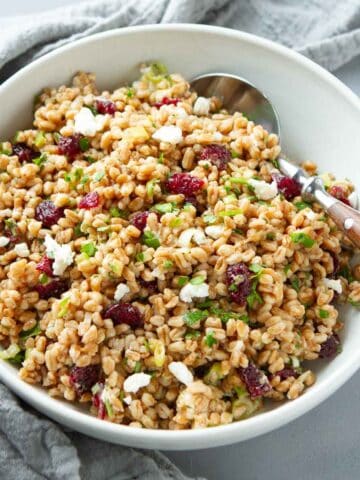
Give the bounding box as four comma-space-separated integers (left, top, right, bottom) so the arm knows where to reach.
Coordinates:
1, 0, 360, 479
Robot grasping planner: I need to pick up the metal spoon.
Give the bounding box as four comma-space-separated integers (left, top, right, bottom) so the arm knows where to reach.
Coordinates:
191, 73, 360, 248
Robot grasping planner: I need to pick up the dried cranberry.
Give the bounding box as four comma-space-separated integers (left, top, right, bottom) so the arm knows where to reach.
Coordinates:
35, 278, 68, 299
238, 363, 272, 398
79, 191, 100, 209
131, 211, 150, 232
95, 99, 117, 115
36, 255, 54, 277
273, 173, 301, 200
273, 367, 299, 381
139, 278, 158, 294
328, 186, 351, 206
92, 390, 106, 419
199, 144, 231, 171
226, 263, 252, 305
103, 302, 143, 328
13, 143, 37, 163
35, 200, 64, 228
319, 334, 341, 359
153, 97, 180, 108
165, 173, 204, 196
70, 365, 100, 396
58, 134, 81, 159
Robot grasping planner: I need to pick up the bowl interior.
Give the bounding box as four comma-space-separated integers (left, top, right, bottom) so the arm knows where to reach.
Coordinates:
1, 24, 360, 450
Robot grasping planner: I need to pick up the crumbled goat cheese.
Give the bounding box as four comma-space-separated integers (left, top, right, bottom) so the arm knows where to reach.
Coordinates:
44, 234, 74, 276
123, 395, 132, 405
304, 210, 317, 221
205, 225, 225, 239
348, 191, 358, 209
193, 97, 211, 116
248, 179, 278, 200
323, 278, 342, 294
14, 243, 30, 257
178, 228, 207, 247
114, 283, 130, 301
74, 107, 106, 137
169, 362, 194, 386
152, 126, 183, 144
123, 373, 152, 393
0, 236, 10, 247
179, 282, 209, 303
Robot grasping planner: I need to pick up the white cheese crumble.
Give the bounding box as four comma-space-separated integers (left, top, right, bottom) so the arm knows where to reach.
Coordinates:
123, 395, 132, 405
74, 107, 106, 137
0, 236, 10, 247
205, 225, 225, 239
14, 243, 30, 257
114, 283, 130, 301
323, 278, 343, 294
178, 228, 207, 247
100, 387, 112, 403
44, 234, 74, 276
169, 362, 194, 386
304, 210, 317, 221
123, 373, 152, 393
348, 191, 358, 209
248, 179, 278, 200
152, 126, 183, 144
193, 97, 211, 116
179, 282, 209, 303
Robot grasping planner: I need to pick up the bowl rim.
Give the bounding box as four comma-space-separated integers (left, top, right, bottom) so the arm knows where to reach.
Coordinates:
1, 23, 360, 449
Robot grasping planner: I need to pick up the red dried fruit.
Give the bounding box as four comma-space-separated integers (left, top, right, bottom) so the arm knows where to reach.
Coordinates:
273, 173, 301, 200
199, 144, 231, 171
238, 363, 272, 398
35, 278, 68, 299
153, 97, 180, 108
103, 302, 143, 328
13, 143, 37, 163
95, 99, 117, 115
328, 185, 351, 206
35, 200, 64, 228
57, 134, 82, 159
165, 173, 204, 196
36, 255, 54, 277
79, 191, 100, 209
273, 368, 299, 381
130, 211, 150, 232
226, 262, 251, 305
70, 365, 100, 396
92, 388, 106, 419
139, 278, 158, 294
319, 334, 341, 359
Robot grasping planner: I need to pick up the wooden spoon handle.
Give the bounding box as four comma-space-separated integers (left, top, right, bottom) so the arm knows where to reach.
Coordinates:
327, 200, 360, 248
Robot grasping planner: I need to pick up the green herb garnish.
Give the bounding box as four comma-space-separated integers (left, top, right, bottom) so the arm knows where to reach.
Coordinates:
163, 260, 173, 269
185, 330, 201, 340
183, 309, 208, 326
266, 232, 275, 240
294, 201, 312, 211
291, 277, 300, 292
58, 297, 70, 318
20, 322, 41, 339
154, 202, 177, 214
319, 309, 329, 319
204, 332, 217, 348
80, 242, 97, 257
203, 214, 217, 224
142, 231, 160, 249
169, 218, 182, 228
190, 275, 206, 285
178, 276, 189, 287
33, 152, 47, 168
93, 171, 105, 182
134, 361, 142, 373
39, 273, 49, 284
217, 209, 243, 217
290, 232, 316, 248
34, 131, 46, 148
79, 137, 90, 152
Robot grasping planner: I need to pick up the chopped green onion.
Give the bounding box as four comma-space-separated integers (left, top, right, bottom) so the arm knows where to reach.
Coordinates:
33, 152, 47, 168
204, 363, 224, 385
158, 152, 164, 163
141, 231, 160, 249
319, 309, 329, 319
233, 228, 244, 235
146, 179, 159, 197
349, 299, 360, 307
39, 273, 48, 284
203, 214, 217, 224
0, 344, 21, 361
163, 260, 173, 269
93, 171, 105, 182
20, 322, 41, 339
231, 150, 239, 159
177, 276, 189, 287
271, 158, 280, 169
80, 242, 97, 257
109, 207, 121, 217
169, 218, 182, 228
249, 264, 263, 275
218, 209, 243, 217
183, 203, 193, 212
34, 131, 46, 148
80, 175, 89, 185
58, 297, 70, 318
228, 177, 248, 184
290, 232, 316, 248
204, 331, 217, 348
79, 137, 90, 152
0, 142, 12, 155
74, 223, 83, 238
185, 330, 201, 340
154, 202, 176, 214
126, 87, 135, 98
104, 399, 114, 418
294, 201, 312, 211
134, 361, 142, 373
149, 339, 166, 367
190, 275, 206, 285
183, 309, 208, 326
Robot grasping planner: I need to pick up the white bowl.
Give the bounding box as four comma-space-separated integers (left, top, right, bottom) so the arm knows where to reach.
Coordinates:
1, 24, 360, 451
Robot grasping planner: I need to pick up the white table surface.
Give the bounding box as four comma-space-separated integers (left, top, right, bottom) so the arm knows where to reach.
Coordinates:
2, 2, 360, 479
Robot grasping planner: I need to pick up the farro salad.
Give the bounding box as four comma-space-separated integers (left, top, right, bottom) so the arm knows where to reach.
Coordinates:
0, 63, 359, 430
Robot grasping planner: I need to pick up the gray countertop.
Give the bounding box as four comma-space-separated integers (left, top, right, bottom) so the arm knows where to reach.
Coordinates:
2, 2, 360, 479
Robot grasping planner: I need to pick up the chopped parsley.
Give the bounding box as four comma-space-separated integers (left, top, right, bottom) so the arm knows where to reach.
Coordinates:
126, 87, 135, 98
190, 275, 206, 285
134, 361, 142, 373
39, 273, 48, 284
169, 217, 182, 228
183, 309, 208, 326
338, 265, 354, 283
204, 332, 217, 348
266, 232, 276, 240
177, 276, 189, 287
